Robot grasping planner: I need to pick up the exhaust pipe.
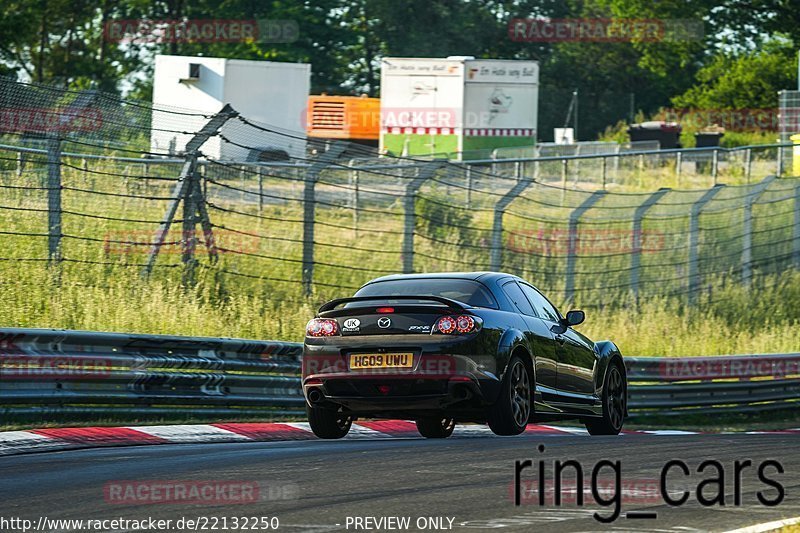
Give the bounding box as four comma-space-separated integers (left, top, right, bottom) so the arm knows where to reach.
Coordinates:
454, 386, 472, 401
307, 388, 323, 404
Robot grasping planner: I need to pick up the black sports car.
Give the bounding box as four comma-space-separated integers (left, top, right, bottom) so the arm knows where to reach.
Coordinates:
302, 272, 626, 439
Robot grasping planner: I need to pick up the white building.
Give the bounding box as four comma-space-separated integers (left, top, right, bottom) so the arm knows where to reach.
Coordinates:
150, 55, 310, 160
380, 57, 539, 159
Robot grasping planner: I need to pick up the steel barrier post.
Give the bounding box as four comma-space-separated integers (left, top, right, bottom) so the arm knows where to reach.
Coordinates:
631, 188, 670, 303
564, 191, 607, 305
489, 178, 535, 271
688, 184, 725, 305
302, 143, 347, 295
402, 162, 443, 273
46, 135, 62, 263
742, 175, 776, 287
778, 145, 784, 176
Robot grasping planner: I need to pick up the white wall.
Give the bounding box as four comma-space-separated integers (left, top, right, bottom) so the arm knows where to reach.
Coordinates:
150, 55, 310, 160
463, 59, 539, 131
150, 56, 227, 157
221, 60, 309, 160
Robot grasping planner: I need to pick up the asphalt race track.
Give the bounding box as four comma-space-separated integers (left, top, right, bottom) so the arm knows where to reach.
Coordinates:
2, 432, 799, 533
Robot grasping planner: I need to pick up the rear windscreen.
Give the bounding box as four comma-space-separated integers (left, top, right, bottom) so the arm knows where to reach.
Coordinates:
353, 279, 498, 308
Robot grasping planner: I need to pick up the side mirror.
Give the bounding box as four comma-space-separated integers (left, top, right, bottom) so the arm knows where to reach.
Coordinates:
565, 310, 585, 327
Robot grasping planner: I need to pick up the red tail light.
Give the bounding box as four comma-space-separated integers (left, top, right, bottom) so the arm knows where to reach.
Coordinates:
306, 318, 340, 337
436, 316, 457, 334
435, 315, 478, 335
376, 307, 395, 313
456, 315, 475, 333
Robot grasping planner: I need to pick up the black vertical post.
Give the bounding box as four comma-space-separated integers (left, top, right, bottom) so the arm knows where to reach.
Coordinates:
46, 136, 62, 264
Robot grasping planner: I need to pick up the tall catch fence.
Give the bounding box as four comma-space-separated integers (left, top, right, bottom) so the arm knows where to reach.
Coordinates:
1, 77, 799, 310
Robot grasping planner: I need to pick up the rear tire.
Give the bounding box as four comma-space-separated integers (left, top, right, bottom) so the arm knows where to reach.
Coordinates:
416, 417, 455, 438
487, 356, 531, 436
307, 405, 353, 439
585, 363, 626, 436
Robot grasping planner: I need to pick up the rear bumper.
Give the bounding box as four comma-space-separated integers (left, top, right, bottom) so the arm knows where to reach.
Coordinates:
302, 373, 489, 413
302, 336, 503, 416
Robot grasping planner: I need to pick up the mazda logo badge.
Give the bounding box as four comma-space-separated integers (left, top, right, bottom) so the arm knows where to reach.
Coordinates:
377, 317, 391, 329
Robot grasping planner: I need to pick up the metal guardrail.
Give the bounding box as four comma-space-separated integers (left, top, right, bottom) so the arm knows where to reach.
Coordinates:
626, 354, 800, 416
0, 328, 306, 419
1, 328, 798, 420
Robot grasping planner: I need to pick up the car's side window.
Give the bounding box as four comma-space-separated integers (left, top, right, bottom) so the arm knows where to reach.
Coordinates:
501, 281, 536, 316
520, 283, 560, 323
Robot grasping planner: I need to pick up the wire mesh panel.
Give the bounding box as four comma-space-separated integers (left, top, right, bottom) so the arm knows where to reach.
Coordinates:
2, 76, 800, 318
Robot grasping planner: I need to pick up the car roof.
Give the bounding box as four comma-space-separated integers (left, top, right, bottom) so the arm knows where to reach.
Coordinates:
363, 272, 521, 285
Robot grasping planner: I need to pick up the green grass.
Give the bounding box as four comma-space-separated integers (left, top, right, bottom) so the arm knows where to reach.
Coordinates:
1, 151, 800, 357
3, 267, 799, 356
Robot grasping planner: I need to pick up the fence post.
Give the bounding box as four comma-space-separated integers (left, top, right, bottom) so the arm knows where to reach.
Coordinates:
742, 175, 776, 287
489, 178, 535, 271
601, 156, 607, 190
143, 104, 238, 277
402, 162, 442, 273
793, 184, 800, 270
46, 136, 62, 263
777, 145, 784, 177
688, 184, 725, 305
465, 166, 472, 210
631, 188, 670, 303
745, 148, 752, 183
514, 161, 522, 182
16, 151, 24, 177
181, 164, 199, 284
712, 149, 719, 184
676, 151, 682, 185
564, 191, 606, 305
349, 160, 359, 231
257, 166, 264, 213
302, 143, 347, 295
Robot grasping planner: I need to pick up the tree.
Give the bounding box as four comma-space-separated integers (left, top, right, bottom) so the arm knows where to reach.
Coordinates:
672, 40, 797, 110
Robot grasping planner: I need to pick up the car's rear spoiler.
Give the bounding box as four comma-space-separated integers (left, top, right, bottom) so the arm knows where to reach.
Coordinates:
318, 295, 470, 315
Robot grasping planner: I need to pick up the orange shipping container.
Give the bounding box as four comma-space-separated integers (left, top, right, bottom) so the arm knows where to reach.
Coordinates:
306, 95, 380, 141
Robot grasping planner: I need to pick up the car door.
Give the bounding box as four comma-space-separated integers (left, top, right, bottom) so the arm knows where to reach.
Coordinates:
499, 280, 557, 393
519, 283, 597, 398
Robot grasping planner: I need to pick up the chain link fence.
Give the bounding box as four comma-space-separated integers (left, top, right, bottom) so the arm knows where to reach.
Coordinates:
2, 77, 800, 311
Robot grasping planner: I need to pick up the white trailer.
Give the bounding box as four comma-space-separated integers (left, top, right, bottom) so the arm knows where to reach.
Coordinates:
150, 55, 310, 160
380, 57, 539, 159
